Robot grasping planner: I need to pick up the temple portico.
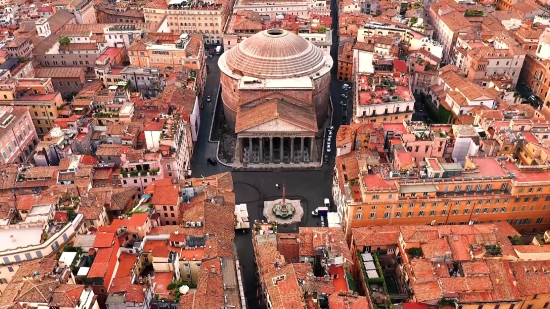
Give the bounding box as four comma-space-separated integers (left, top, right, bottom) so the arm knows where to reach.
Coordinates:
236, 133, 317, 166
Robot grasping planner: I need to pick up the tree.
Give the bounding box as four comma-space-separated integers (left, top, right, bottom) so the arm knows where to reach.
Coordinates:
318, 26, 327, 34
59, 37, 71, 46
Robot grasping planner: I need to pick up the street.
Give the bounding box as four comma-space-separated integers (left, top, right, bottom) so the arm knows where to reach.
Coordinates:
188, 5, 344, 307
189, 55, 231, 178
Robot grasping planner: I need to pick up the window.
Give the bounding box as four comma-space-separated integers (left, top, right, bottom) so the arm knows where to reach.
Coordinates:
7, 266, 13, 272
384, 212, 390, 218
452, 209, 458, 215
419, 211, 424, 217
3, 257, 10, 265
463, 209, 470, 214
407, 211, 413, 217
25, 253, 32, 260
371, 206, 377, 210
395, 212, 402, 217
475, 208, 481, 213
373, 194, 379, 200
430, 210, 436, 216
501, 207, 507, 212
442, 210, 448, 215
35, 251, 42, 258
483, 208, 489, 213
369, 213, 376, 219
355, 214, 363, 219
537, 218, 543, 224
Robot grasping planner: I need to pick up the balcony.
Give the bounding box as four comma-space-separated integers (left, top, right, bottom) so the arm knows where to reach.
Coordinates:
121, 168, 160, 178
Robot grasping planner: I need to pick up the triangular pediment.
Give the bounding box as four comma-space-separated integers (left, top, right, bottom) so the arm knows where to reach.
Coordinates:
243, 118, 313, 133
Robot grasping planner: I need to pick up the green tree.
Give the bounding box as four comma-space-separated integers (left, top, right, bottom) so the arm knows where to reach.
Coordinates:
59, 37, 71, 46
318, 26, 327, 34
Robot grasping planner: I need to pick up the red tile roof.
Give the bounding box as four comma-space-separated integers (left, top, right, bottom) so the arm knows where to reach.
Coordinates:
93, 232, 115, 248
87, 247, 115, 278
109, 276, 145, 303
151, 182, 180, 205
152, 246, 171, 258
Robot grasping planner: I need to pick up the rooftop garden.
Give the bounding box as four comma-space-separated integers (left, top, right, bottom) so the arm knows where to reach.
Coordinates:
508, 235, 523, 245
407, 247, 423, 258
58, 196, 80, 210
484, 245, 502, 256
464, 10, 486, 17
121, 168, 159, 177
62, 245, 83, 275
166, 280, 197, 302
357, 251, 393, 309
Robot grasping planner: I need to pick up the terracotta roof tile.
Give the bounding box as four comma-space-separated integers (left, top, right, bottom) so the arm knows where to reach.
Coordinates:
235, 96, 317, 133
93, 232, 115, 248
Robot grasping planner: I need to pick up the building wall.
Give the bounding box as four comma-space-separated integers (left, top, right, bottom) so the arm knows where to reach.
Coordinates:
0, 109, 38, 164
143, 7, 230, 45
354, 100, 415, 122
97, 9, 144, 24
339, 176, 550, 239
0, 214, 83, 292
73, 2, 96, 24
0, 93, 63, 136
220, 72, 330, 130
154, 203, 180, 226
521, 53, 550, 107
178, 259, 201, 283
6, 40, 33, 58
50, 76, 86, 98
79, 206, 109, 233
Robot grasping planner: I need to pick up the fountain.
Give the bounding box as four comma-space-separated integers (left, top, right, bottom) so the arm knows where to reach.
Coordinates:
263, 183, 303, 224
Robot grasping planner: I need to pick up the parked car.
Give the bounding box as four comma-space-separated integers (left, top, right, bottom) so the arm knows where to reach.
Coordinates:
327, 144, 331, 153
312, 206, 329, 216
323, 198, 330, 207
207, 158, 217, 166
339, 101, 346, 106
341, 94, 348, 99
320, 215, 325, 227
206, 96, 211, 102
342, 83, 350, 89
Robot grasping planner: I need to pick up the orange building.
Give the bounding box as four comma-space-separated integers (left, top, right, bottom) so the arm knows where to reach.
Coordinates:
128, 33, 204, 71
0, 78, 62, 135
334, 152, 550, 240
338, 41, 354, 82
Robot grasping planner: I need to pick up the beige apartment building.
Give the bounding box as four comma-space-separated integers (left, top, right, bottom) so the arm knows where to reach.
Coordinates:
143, 0, 235, 45
333, 150, 550, 241
0, 78, 62, 136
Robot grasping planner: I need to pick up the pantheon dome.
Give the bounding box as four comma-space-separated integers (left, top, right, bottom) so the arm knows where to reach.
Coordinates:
218, 29, 333, 130
224, 29, 328, 78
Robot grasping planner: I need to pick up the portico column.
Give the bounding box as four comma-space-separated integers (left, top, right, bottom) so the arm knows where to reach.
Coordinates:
310, 137, 315, 161
300, 137, 305, 162
290, 137, 295, 163
280, 137, 284, 162
238, 138, 243, 163
249, 137, 253, 157
259, 137, 263, 163
269, 137, 274, 163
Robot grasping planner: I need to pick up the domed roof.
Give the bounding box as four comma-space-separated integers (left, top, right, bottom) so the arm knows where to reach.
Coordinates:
223, 29, 327, 78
